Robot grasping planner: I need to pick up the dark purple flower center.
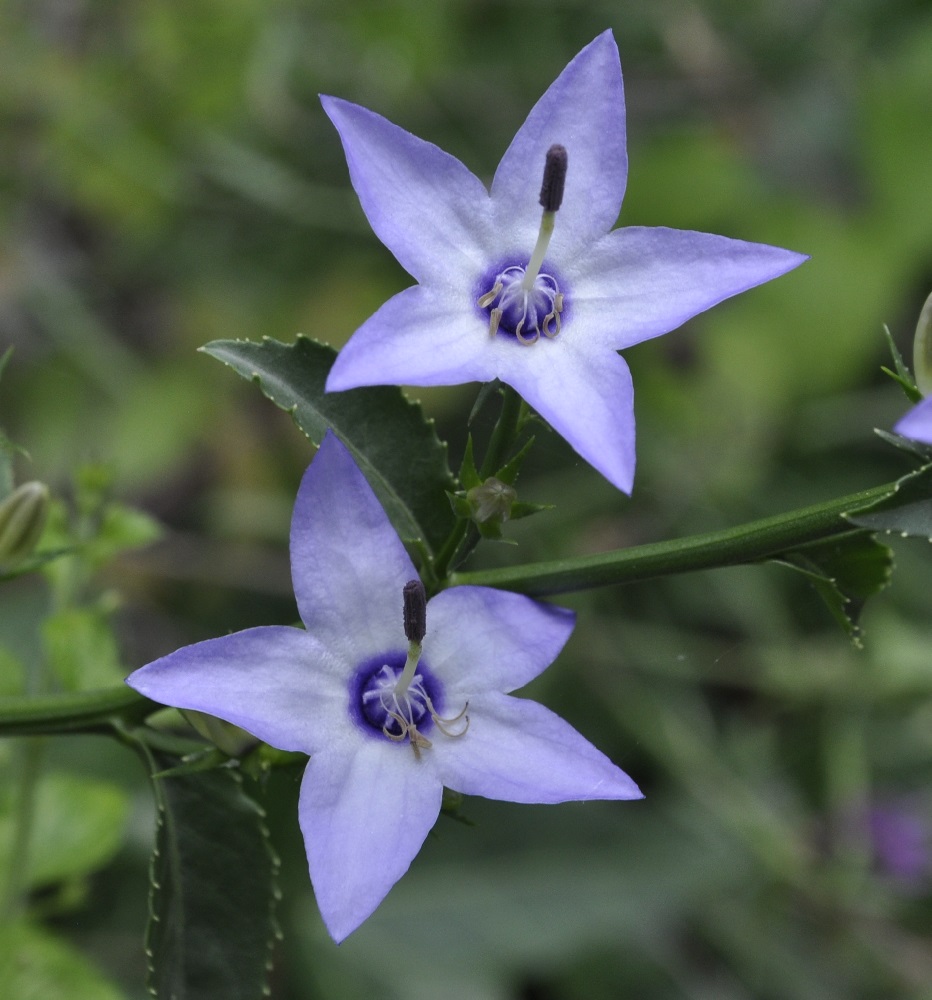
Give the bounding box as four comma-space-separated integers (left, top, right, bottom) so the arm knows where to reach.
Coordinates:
350, 653, 444, 740
476, 261, 567, 345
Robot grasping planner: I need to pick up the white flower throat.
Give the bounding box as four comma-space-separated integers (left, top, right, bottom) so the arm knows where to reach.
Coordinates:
477, 144, 568, 345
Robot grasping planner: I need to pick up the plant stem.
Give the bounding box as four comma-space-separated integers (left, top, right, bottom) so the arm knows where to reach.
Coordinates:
1, 737, 45, 918
430, 384, 525, 583
478, 385, 524, 478
0, 475, 907, 736
448, 480, 898, 596
0, 686, 155, 737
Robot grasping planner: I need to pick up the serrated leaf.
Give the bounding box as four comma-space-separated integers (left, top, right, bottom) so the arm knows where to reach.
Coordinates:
202, 337, 455, 556
844, 462, 932, 539
772, 532, 893, 644
0, 920, 126, 1000
140, 747, 279, 1000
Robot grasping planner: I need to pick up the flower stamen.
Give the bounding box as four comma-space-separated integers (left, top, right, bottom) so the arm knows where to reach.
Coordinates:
476, 145, 568, 344
360, 582, 468, 757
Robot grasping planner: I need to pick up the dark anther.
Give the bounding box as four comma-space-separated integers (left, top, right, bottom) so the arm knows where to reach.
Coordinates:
539, 144, 568, 212
403, 579, 427, 643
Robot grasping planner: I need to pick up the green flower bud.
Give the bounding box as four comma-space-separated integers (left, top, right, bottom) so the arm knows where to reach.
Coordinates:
466, 476, 517, 525
913, 289, 932, 397
181, 709, 258, 758
0, 481, 49, 567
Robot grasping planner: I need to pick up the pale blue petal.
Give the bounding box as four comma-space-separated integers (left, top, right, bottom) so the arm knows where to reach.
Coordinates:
894, 395, 932, 445
502, 341, 636, 494
299, 742, 443, 942
565, 225, 809, 350
436, 692, 643, 804
290, 433, 417, 657
321, 95, 493, 286
424, 587, 575, 696
326, 285, 498, 391
126, 627, 348, 754
491, 31, 626, 260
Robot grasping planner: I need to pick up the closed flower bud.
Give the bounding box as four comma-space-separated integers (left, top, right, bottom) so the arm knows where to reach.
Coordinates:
912, 290, 932, 397
182, 710, 258, 758
466, 476, 517, 525
0, 481, 49, 567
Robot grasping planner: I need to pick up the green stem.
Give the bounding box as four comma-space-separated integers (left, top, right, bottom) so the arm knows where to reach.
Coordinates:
479, 384, 524, 478
448, 480, 897, 596
1, 737, 45, 918
0, 686, 155, 737
0, 476, 903, 736
431, 385, 525, 583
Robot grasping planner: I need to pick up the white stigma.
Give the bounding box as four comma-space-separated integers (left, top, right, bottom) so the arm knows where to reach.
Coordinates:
520, 210, 556, 291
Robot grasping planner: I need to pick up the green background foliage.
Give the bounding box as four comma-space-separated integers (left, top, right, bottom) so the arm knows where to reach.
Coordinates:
1, 1, 930, 997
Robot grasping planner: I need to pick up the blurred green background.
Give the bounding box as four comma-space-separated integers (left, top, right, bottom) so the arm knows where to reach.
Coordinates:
1, 1, 931, 997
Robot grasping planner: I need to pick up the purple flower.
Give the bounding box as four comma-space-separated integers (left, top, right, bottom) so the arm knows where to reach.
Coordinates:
322, 31, 807, 493
894, 395, 932, 444
869, 804, 929, 883
126, 433, 641, 942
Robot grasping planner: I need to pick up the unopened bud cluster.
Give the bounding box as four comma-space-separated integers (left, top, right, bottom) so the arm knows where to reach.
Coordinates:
0, 481, 49, 567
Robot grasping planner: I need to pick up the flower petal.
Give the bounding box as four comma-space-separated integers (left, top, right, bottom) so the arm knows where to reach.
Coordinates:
566, 225, 809, 351
326, 285, 498, 391
436, 692, 642, 803
290, 432, 417, 656
503, 341, 636, 494
491, 31, 627, 258
321, 95, 492, 286
299, 742, 443, 942
894, 395, 932, 445
125, 627, 347, 754
424, 586, 575, 696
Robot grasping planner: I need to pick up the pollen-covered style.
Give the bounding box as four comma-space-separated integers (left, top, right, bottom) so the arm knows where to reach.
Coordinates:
322, 30, 807, 493
126, 433, 641, 942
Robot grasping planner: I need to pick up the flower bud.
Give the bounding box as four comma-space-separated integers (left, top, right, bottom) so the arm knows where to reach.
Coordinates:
913, 289, 932, 397
0, 481, 49, 567
182, 710, 258, 758
466, 476, 517, 525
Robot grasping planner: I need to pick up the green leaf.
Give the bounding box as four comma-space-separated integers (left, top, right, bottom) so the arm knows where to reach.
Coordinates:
873, 427, 932, 461
42, 607, 126, 691
495, 434, 535, 486
0, 772, 129, 889
457, 436, 480, 489
881, 324, 922, 402
772, 532, 894, 645
0, 647, 25, 696
140, 747, 279, 1000
509, 500, 554, 521
844, 461, 932, 539
202, 337, 456, 557
0, 920, 126, 1000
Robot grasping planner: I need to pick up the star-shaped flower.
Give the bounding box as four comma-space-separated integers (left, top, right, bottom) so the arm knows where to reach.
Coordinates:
126, 433, 641, 942
321, 30, 807, 494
